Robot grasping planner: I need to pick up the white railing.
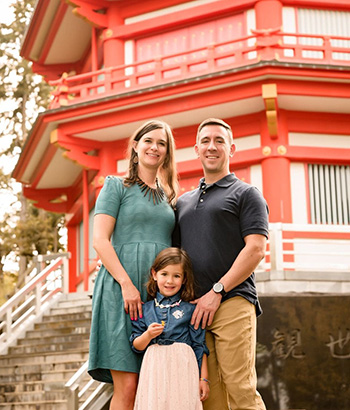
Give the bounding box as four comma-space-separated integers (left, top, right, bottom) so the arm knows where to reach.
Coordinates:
0, 252, 70, 354
263, 223, 350, 273
65, 361, 113, 410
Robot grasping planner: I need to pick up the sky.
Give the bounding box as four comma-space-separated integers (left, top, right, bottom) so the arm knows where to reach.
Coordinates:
0, 0, 22, 230
0, 0, 15, 25
0, 0, 67, 268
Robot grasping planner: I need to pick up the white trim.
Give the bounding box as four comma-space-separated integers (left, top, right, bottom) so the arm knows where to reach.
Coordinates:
290, 163, 308, 224
289, 132, 350, 148
246, 9, 256, 59
250, 164, 263, 193
235, 134, 261, 151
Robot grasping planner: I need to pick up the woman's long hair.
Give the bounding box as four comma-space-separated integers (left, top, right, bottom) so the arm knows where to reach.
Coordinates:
146, 247, 195, 302
123, 120, 178, 205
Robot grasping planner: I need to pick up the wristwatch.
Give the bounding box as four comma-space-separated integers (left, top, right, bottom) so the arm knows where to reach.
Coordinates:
212, 282, 226, 297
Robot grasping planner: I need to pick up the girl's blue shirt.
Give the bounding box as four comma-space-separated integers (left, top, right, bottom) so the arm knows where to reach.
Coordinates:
130, 291, 209, 370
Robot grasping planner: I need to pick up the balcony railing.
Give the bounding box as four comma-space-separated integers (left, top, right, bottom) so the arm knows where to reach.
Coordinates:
50, 30, 350, 108
258, 223, 350, 274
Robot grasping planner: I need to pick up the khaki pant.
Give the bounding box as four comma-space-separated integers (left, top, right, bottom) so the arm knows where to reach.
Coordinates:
204, 297, 266, 410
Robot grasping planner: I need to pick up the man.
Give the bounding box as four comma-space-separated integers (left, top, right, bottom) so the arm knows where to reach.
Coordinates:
174, 118, 268, 410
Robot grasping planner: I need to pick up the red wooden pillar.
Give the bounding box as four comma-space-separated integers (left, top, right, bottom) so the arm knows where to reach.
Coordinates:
91, 27, 98, 72
261, 107, 292, 223
104, 4, 124, 68
94, 142, 119, 198
67, 225, 78, 292
255, 0, 282, 30
254, 0, 283, 60
262, 156, 292, 223
82, 169, 90, 291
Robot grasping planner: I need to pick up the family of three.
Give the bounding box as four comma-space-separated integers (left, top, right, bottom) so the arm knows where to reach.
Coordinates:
88, 118, 269, 410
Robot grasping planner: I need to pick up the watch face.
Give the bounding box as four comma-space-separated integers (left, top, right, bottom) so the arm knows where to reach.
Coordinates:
213, 282, 224, 293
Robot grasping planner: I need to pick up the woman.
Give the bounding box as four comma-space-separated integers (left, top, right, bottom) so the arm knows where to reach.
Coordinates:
88, 120, 178, 410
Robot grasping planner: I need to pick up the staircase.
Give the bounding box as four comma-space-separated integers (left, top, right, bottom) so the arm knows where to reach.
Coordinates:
0, 293, 92, 410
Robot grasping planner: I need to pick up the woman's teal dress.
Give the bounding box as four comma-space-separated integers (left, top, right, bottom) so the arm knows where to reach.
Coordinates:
88, 176, 175, 383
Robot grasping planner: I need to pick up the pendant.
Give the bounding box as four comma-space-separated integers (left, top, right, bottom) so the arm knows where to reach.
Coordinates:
136, 178, 165, 205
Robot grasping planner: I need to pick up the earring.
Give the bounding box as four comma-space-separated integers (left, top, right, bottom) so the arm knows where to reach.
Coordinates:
133, 154, 138, 164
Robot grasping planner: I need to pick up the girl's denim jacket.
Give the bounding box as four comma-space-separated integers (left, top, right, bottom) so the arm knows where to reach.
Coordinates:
130, 292, 209, 370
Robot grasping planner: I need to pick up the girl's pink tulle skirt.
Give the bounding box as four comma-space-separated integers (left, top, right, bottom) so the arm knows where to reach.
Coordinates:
134, 342, 203, 410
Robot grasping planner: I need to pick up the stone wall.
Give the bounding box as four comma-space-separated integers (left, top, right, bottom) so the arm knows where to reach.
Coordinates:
256, 295, 350, 410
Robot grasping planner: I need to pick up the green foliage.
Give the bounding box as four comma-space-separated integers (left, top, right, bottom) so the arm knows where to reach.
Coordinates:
0, 0, 52, 153
1, 198, 66, 259
0, 272, 17, 305
0, 0, 65, 290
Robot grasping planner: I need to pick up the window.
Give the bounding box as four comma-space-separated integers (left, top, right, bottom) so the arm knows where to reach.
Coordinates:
308, 164, 350, 224
298, 9, 350, 61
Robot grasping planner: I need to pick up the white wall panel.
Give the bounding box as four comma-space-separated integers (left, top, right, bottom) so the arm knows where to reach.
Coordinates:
289, 132, 350, 148
290, 163, 308, 223
250, 164, 263, 193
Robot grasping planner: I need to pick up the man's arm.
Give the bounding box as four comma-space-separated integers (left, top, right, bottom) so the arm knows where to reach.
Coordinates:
191, 234, 266, 329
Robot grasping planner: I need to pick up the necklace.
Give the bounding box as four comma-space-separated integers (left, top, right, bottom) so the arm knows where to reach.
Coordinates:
136, 177, 165, 205
154, 298, 182, 309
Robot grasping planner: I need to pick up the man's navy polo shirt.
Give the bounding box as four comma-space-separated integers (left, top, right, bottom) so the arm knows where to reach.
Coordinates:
175, 173, 269, 316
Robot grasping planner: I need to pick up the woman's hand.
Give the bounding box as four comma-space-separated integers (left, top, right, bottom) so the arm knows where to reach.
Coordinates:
121, 281, 143, 320
146, 323, 164, 339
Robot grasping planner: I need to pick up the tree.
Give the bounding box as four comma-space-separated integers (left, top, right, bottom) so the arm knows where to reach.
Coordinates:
0, 0, 65, 293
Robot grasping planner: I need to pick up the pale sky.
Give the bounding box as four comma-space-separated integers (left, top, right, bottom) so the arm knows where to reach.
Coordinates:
0, 0, 21, 225
0, 0, 15, 25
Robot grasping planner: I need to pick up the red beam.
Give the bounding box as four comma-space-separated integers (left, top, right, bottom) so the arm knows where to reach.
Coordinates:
287, 146, 350, 165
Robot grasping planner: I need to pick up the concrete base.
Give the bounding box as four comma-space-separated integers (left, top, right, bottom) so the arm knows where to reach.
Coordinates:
256, 294, 350, 410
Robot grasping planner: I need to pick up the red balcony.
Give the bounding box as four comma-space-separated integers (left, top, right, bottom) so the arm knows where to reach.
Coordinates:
49, 30, 350, 109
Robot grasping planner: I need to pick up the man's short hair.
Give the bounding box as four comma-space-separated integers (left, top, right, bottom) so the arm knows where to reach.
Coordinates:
196, 118, 233, 144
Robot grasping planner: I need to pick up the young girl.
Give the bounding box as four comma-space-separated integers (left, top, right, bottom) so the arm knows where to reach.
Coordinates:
130, 247, 210, 410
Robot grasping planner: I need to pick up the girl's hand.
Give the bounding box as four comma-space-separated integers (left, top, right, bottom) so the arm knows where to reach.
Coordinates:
199, 379, 210, 401
121, 282, 143, 321
146, 323, 164, 339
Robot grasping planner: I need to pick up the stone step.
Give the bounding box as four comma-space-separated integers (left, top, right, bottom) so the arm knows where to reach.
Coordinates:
0, 379, 67, 393
51, 297, 92, 312
1, 383, 94, 403
0, 350, 89, 366
17, 332, 90, 346
0, 368, 81, 383
0, 359, 86, 378
1, 390, 67, 403
0, 292, 93, 409
25, 325, 90, 339
33, 317, 91, 330
40, 311, 92, 323
8, 339, 90, 355
49, 304, 92, 315
0, 400, 66, 410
